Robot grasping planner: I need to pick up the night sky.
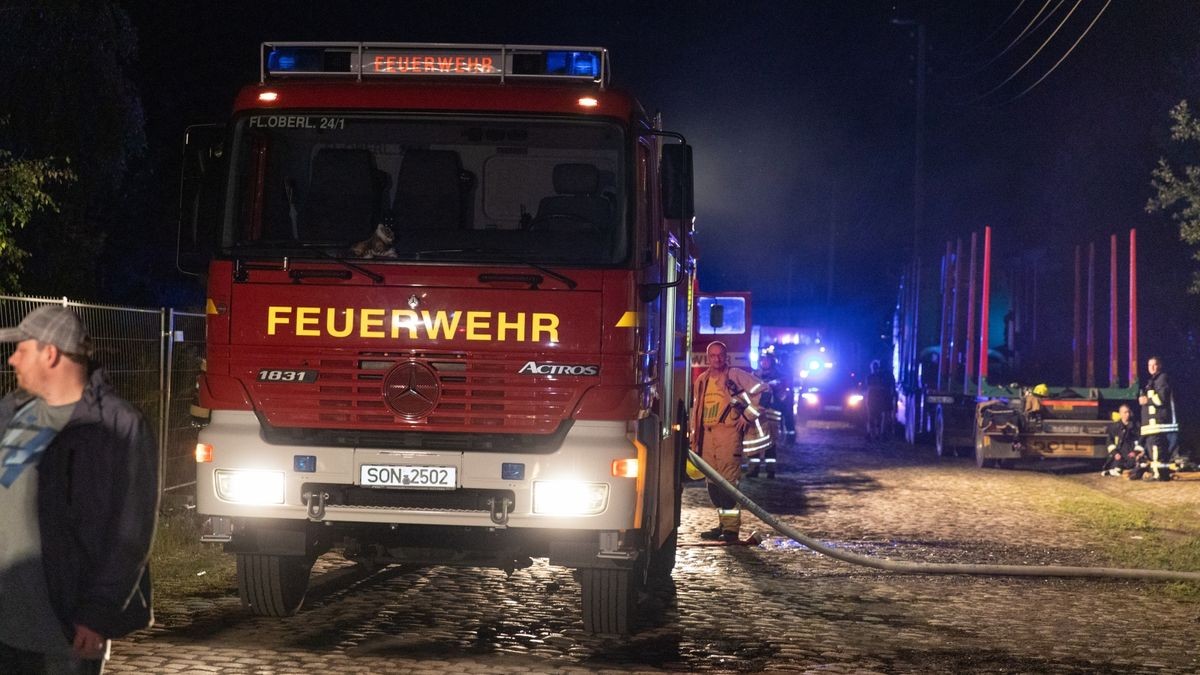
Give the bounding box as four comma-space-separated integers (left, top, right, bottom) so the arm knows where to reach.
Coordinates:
115, 0, 1200, 360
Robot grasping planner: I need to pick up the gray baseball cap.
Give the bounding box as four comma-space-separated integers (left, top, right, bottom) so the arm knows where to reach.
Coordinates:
0, 305, 92, 356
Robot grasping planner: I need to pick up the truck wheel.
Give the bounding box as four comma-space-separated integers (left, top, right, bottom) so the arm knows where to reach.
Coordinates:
904, 394, 919, 444
237, 553, 312, 617
935, 406, 949, 458
974, 442, 994, 469
580, 567, 636, 635
647, 527, 678, 582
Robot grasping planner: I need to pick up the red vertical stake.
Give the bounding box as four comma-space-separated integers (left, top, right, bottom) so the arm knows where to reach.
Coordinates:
964, 231, 978, 394
1129, 228, 1138, 385
948, 238, 963, 383
1087, 242, 1096, 388
1080, 243, 1089, 386
977, 226, 992, 396
1109, 234, 1118, 388
937, 241, 953, 389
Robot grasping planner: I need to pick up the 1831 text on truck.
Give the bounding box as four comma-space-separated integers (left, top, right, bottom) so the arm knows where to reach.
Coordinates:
177, 42, 696, 634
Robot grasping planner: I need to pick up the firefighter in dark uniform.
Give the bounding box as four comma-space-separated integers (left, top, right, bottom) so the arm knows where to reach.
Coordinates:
1138, 355, 1179, 481
748, 352, 785, 477
865, 360, 895, 441
1102, 404, 1143, 477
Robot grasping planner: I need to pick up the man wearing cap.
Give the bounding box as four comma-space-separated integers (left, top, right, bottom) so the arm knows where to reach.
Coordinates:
0, 305, 158, 673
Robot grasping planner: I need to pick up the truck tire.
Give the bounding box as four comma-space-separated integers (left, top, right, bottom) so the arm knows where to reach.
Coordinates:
647, 527, 678, 582
974, 440, 994, 469
935, 406, 949, 458
903, 392, 919, 444
237, 553, 312, 617
580, 567, 636, 635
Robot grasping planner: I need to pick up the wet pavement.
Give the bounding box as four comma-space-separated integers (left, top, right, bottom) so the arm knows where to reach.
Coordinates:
106, 422, 1200, 673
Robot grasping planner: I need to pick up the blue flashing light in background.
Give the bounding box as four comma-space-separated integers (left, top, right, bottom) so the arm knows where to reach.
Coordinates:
545, 51, 600, 77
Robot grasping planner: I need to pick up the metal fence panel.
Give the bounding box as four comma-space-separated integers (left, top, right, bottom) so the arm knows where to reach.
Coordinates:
0, 295, 205, 501
164, 310, 206, 493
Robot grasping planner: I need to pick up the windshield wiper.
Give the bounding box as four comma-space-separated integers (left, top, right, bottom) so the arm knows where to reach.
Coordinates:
295, 244, 384, 284
231, 241, 384, 284
413, 247, 578, 290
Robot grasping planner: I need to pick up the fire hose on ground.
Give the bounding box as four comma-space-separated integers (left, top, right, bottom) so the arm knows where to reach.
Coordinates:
687, 449, 1200, 582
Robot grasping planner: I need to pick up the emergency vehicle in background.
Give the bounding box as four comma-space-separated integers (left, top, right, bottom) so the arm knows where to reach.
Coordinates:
755, 325, 863, 425
177, 42, 696, 634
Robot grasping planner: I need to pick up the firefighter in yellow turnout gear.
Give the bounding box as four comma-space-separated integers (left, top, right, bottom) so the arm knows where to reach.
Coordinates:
691, 341, 764, 542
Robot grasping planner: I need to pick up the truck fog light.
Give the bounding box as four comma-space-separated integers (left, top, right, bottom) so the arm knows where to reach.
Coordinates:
215, 469, 285, 505
533, 481, 608, 515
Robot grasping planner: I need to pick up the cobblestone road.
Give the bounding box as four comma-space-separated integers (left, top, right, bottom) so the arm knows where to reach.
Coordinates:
106, 423, 1200, 673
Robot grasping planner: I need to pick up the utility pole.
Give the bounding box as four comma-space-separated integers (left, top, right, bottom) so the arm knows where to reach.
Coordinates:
893, 17, 927, 425
827, 180, 837, 305
892, 18, 926, 261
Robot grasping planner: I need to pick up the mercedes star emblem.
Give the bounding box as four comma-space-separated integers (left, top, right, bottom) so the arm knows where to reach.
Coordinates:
382, 360, 441, 420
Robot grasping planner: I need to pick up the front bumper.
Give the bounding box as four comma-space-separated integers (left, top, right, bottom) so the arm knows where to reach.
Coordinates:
195, 411, 639, 531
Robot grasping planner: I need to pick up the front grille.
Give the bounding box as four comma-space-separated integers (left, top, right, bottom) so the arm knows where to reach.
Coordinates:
304, 483, 515, 513
241, 349, 585, 434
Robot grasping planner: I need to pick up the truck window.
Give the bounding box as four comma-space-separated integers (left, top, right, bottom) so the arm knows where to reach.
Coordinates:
698, 296, 747, 335
223, 114, 628, 266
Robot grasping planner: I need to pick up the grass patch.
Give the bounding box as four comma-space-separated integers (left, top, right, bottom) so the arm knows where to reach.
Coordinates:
151, 508, 237, 603
1040, 488, 1200, 599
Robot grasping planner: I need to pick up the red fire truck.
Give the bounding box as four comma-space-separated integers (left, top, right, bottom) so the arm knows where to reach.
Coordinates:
177, 42, 696, 634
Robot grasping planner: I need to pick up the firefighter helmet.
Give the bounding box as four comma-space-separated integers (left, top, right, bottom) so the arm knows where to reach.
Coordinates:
1033, 383, 1049, 396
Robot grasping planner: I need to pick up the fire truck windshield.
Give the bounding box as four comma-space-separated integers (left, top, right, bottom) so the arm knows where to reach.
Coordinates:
223, 114, 628, 266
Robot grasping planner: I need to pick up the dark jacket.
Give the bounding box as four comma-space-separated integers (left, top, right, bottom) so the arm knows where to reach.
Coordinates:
0, 367, 158, 641
1140, 370, 1179, 436
1105, 419, 1142, 457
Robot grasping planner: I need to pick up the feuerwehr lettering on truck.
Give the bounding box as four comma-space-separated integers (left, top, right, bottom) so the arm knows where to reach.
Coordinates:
266, 305, 560, 342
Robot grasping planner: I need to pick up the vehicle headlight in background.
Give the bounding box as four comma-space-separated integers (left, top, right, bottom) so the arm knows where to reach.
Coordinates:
533, 481, 609, 515
215, 469, 285, 504
802, 392, 820, 406
848, 394, 864, 407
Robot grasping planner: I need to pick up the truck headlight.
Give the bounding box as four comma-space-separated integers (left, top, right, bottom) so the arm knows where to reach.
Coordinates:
848, 393, 864, 407
215, 469, 285, 505
532, 481, 608, 515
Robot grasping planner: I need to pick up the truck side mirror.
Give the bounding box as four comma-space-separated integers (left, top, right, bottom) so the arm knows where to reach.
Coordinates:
177, 124, 226, 276
709, 303, 725, 329
661, 143, 694, 223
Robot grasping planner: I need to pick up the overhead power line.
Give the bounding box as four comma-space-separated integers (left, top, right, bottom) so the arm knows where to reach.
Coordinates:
951, 0, 1056, 78
955, 0, 1028, 58
967, 0, 1084, 104
998, 0, 1112, 105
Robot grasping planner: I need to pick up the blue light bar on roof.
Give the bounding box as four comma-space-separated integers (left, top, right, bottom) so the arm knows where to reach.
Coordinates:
543, 51, 601, 78
265, 47, 352, 75
261, 42, 607, 84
